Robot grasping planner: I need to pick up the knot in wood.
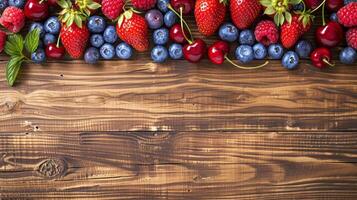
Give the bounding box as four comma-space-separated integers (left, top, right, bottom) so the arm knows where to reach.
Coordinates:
37, 158, 66, 179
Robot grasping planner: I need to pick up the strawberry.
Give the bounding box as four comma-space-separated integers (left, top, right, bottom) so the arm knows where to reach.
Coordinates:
346, 28, 357, 50
58, 0, 89, 58
132, 0, 156, 10
254, 20, 279, 46
281, 14, 312, 49
102, 0, 125, 20
0, 6, 25, 33
194, 0, 226, 36
116, 9, 149, 52
230, 0, 261, 29
337, 2, 357, 27
0, 31, 7, 52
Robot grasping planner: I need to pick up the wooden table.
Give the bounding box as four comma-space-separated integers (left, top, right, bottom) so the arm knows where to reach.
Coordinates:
1, 23, 357, 198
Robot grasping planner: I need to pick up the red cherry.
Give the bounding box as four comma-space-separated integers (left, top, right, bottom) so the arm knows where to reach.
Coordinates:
183, 39, 207, 63
304, 0, 323, 9
208, 41, 229, 64
47, 0, 58, 6
170, 0, 195, 14
315, 21, 344, 47
45, 43, 65, 59
310, 47, 334, 69
24, 0, 49, 21
326, 0, 343, 11
169, 23, 189, 44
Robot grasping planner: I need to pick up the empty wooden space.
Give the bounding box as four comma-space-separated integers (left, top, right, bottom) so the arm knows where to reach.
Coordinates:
1, 20, 357, 198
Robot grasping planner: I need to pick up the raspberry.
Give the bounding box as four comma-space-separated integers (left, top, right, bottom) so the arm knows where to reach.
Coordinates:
0, 6, 25, 33
254, 20, 279, 46
0, 31, 6, 52
132, 0, 156, 10
337, 2, 357, 27
347, 28, 357, 50
101, 0, 125, 20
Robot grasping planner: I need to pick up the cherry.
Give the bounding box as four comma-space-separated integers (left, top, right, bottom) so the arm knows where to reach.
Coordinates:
208, 40, 269, 69
304, 0, 323, 9
45, 43, 65, 59
183, 39, 207, 63
310, 47, 334, 68
315, 21, 343, 47
169, 24, 189, 44
208, 41, 229, 64
326, 0, 343, 11
170, 0, 195, 14
47, 0, 58, 6
24, 0, 49, 21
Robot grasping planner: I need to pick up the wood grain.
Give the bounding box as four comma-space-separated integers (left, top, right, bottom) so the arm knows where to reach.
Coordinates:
1, 131, 357, 199
1, 60, 356, 133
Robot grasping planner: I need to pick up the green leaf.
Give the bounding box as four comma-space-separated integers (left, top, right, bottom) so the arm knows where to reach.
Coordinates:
87, 2, 101, 9
260, 0, 272, 7
4, 34, 23, 56
285, 12, 292, 24
24, 28, 40, 53
57, 0, 67, 8
74, 15, 82, 28
264, 6, 276, 15
279, 14, 285, 25
118, 15, 124, 27
290, 0, 302, 5
274, 14, 280, 26
6, 56, 24, 86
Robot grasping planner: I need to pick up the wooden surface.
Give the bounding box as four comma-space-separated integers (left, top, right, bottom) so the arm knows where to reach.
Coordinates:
1, 15, 357, 199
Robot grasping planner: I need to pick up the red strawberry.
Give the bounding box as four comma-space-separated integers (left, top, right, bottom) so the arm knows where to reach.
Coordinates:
281, 14, 311, 49
102, 0, 125, 20
346, 28, 357, 50
337, 2, 357, 27
132, 0, 156, 10
0, 31, 7, 52
116, 10, 149, 52
0, 6, 25, 33
59, 0, 89, 58
254, 20, 278, 46
230, 0, 261, 29
194, 0, 226, 36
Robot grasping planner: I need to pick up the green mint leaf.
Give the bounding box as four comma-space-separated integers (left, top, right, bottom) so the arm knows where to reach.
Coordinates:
24, 28, 40, 53
6, 56, 24, 86
4, 34, 24, 56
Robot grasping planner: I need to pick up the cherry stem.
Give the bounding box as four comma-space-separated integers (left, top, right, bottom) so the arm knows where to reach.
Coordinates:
311, 0, 326, 13
224, 55, 269, 70
301, 0, 306, 13
56, 33, 61, 48
321, 2, 326, 26
167, 4, 193, 43
323, 58, 334, 67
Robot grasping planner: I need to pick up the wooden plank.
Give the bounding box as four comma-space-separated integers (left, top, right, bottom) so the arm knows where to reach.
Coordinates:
1, 131, 357, 199
0, 60, 356, 132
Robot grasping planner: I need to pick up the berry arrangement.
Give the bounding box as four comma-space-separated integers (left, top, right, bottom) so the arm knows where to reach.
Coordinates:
0, 0, 356, 86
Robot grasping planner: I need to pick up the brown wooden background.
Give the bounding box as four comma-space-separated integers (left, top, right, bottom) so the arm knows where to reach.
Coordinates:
1, 15, 357, 199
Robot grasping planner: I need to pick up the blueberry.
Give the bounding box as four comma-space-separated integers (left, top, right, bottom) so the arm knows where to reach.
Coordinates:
29, 22, 45, 38
145, 9, 163, 29
44, 16, 61, 34
168, 43, 183, 59
0, 0, 8, 10
293, 2, 304, 11
103, 25, 118, 44
268, 43, 284, 59
330, 13, 338, 22
219, 23, 239, 42
153, 28, 169, 45
100, 43, 115, 60
295, 40, 312, 58
84, 47, 100, 64
235, 45, 254, 63
344, 0, 357, 5
239, 30, 255, 45
252, 43, 267, 59
157, 0, 169, 13
339, 47, 357, 64
151, 45, 168, 63
164, 11, 177, 28
43, 33, 56, 46
90, 34, 104, 48
116, 42, 133, 59
88, 15, 106, 33
37, 40, 44, 49
8, 0, 23, 8
31, 49, 46, 64
282, 51, 299, 69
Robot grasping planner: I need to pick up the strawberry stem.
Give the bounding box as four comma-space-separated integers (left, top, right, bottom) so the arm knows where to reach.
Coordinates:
224, 55, 269, 70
